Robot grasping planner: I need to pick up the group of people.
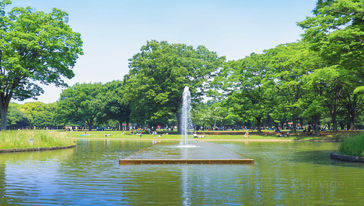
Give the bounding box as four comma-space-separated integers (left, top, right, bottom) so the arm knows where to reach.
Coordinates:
193, 133, 205, 138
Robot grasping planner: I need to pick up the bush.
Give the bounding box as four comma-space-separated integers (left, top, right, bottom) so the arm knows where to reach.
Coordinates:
338, 133, 364, 156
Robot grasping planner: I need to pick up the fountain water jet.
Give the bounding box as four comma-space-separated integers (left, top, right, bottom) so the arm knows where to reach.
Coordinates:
177, 86, 198, 148
119, 87, 254, 165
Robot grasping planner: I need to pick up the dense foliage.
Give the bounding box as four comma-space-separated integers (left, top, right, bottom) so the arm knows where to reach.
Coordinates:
124, 40, 224, 129
2, 0, 364, 133
0, 0, 83, 130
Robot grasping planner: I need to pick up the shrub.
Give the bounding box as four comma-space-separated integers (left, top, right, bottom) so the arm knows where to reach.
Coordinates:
338, 133, 364, 156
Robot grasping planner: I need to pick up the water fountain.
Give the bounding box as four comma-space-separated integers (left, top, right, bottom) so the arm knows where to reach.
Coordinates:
178, 86, 197, 148
119, 87, 254, 165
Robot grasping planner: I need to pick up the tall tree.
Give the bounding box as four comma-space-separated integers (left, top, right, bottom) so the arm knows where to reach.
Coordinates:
222, 53, 273, 132
99, 81, 130, 130
191, 102, 213, 130
56, 83, 103, 130
124, 40, 224, 131
0, 1, 83, 130
7, 102, 28, 129
266, 42, 322, 133
298, 0, 364, 130
18, 102, 58, 128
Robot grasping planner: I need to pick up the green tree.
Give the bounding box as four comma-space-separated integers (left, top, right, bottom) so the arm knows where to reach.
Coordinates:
300, 74, 326, 134
7, 102, 28, 129
266, 42, 322, 133
0, 1, 83, 130
354, 86, 364, 100
124, 40, 224, 131
99, 81, 130, 130
56, 83, 103, 130
18, 102, 58, 128
298, 0, 364, 130
222, 53, 273, 132
210, 100, 239, 129
191, 103, 213, 130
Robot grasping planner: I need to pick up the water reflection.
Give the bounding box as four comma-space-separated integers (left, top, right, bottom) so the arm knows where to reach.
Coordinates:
0, 140, 362, 205
223, 142, 364, 205
0, 148, 75, 205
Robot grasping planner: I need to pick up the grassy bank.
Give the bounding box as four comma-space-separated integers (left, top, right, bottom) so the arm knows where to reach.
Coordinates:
338, 133, 364, 156
70, 130, 351, 141
71, 131, 292, 140
0, 130, 74, 150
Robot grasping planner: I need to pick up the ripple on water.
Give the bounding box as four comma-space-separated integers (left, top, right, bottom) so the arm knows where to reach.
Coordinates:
0, 140, 363, 205
126, 142, 245, 160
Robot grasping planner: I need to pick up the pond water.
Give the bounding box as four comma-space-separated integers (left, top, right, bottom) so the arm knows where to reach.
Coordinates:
0, 139, 363, 205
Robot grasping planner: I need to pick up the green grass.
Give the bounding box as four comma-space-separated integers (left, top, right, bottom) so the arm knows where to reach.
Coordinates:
70, 130, 297, 140
69, 130, 362, 142
0, 130, 74, 150
338, 133, 364, 156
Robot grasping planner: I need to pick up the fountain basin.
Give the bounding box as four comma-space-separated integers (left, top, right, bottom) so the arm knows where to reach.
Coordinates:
176, 145, 199, 148
119, 159, 254, 164
119, 142, 254, 165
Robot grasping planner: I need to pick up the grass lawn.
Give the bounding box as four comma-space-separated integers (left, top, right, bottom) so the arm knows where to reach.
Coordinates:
0, 130, 355, 150
0, 130, 74, 150
0, 130, 359, 150
70, 130, 350, 141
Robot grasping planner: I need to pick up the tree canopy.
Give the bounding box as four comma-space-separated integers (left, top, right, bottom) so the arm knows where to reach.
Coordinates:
298, 0, 364, 130
56, 83, 103, 130
0, 0, 83, 130
3, 0, 364, 133
124, 40, 225, 130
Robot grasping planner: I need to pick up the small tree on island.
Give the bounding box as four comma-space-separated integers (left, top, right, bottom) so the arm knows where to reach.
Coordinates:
0, 0, 83, 130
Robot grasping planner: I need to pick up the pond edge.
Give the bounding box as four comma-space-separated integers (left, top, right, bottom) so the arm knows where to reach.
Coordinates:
0, 145, 76, 153
330, 152, 364, 163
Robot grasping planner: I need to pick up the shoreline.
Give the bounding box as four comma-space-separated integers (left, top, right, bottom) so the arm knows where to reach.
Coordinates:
74, 137, 346, 143
0, 145, 76, 153
74, 138, 295, 142
330, 152, 364, 163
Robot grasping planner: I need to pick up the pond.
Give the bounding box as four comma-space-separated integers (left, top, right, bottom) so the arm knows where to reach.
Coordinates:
0, 139, 363, 205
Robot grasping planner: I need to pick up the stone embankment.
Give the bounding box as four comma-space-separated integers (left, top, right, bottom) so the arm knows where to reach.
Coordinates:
330, 152, 364, 163
0, 145, 76, 153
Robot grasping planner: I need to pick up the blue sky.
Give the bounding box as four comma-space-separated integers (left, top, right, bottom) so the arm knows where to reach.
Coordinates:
10, 0, 317, 103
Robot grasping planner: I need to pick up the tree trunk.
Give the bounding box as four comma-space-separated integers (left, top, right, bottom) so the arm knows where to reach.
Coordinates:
346, 95, 357, 131
256, 117, 262, 133
349, 115, 355, 131
313, 116, 320, 135
118, 121, 122, 131
340, 121, 345, 130
267, 115, 272, 129
0, 106, 8, 131
292, 114, 297, 133
0, 99, 9, 131
86, 119, 93, 131
331, 109, 338, 132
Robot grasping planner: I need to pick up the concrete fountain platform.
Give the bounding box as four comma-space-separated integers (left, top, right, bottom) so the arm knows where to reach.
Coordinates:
119, 142, 254, 165
119, 159, 254, 164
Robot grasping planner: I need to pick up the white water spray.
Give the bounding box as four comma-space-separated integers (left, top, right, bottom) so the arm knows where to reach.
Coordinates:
179, 86, 195, 147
